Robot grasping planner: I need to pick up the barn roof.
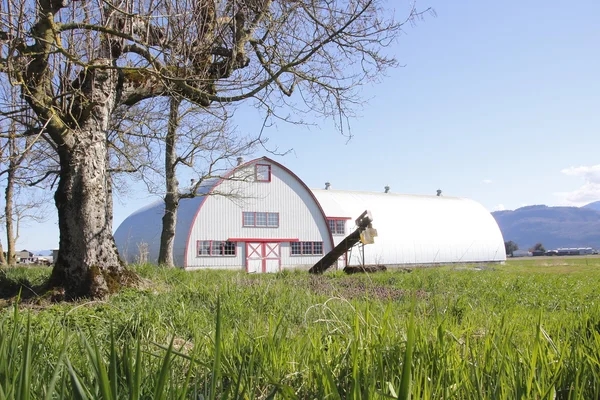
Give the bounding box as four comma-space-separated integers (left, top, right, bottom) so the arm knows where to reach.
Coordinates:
114, 178, 218, 265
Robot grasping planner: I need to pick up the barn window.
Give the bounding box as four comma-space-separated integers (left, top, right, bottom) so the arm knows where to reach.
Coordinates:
255, 164, 271, 182
243, 212, 279, 227
243, 212, 255, 226
197, 241, 236, 256
313, 242, 323, 255
291, 241, 324, 256
197, 241, 211, 256
291, 242, 301, 255
328, 219, 346, 235
256, 212, 267, 226
267, 213, 279, 227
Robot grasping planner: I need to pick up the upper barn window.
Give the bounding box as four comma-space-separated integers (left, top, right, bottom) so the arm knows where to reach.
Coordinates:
255, 164, 271, 182
243, 212, 279, 228
328, 219, 346, 235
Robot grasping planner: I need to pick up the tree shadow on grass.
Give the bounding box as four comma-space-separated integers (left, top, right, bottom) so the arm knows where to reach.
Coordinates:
0, 267, 64, 306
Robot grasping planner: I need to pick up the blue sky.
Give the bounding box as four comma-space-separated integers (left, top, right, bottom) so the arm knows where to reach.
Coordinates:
11, 0, 600, 250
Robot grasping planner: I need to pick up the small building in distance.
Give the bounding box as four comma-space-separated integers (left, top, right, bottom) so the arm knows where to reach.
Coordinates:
114, 157, 506, 271
512, 249, 533, 257
556, 247, 594, 256
15, 250, 37, 264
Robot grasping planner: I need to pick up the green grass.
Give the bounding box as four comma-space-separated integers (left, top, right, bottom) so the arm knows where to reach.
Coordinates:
0, 258, 599, 399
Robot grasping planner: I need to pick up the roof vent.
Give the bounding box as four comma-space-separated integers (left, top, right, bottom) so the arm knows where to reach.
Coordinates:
436, 189, 442, 197
236, 157, 244, 166
325, 182, 331, 190
384, 185, 390, 193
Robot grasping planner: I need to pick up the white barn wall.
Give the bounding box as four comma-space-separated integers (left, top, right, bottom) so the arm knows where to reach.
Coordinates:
312, 189, 506, 266
185, 162, 333, 269
114, 156, 506, 271
113, 199, 164, 264
114, 180, 216, 265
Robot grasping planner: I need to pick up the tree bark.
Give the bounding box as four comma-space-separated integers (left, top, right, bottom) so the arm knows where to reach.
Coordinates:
158, 97, 181, 267
0, 240, 6, 265
4, 170, 16, 265
48, 62, 135, 299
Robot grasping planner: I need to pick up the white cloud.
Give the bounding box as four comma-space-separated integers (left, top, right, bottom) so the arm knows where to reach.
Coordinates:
482, 179, 493, 184
494, 204, 505, 211
555, 164, 600, 206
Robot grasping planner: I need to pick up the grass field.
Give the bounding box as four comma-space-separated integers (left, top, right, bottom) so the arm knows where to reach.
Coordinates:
1, 258, 599, 399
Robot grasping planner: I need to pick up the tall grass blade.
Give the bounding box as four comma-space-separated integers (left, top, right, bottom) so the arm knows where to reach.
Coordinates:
398, 298, 415, 400
209, 297, 222, 400
109, 326, 118, 399
67, 359, 91, 400
44, 331, 69, 400
16, 313, 31, 400
130, 336, 143, 400
153, 336, 174, 400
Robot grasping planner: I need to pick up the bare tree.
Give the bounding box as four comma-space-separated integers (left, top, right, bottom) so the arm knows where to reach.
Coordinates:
0, 86, 55, 265
0, 0, 428, 298
0, 239, 5, 265
157, 97, 261, 267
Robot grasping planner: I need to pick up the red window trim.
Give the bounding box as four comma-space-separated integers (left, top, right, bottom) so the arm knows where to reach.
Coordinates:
229, 238, 298, 242
255, 163, 272, 182
327, 218, 347, 235
290, 241, 324, 256
196, 240, 237, 257
242, 211, 279, 228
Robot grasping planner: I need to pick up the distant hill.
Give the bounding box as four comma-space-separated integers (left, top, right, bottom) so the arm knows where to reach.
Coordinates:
583, 201, 600, 212
30, 249, 54, 256
492, 205, 600, 250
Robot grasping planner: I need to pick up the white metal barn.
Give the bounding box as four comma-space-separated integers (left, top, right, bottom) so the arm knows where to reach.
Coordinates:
312, 189, 506, 267
114, 157, 334, 271
114, 157, 506, 271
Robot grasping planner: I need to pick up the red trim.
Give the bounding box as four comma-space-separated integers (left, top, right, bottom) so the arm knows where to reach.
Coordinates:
242, 211, 279, 227
184, 156, 334, 267
196, 240, 237, 257
229, 238, 298, 243
290, 241, 324, 256
255, 164, 272, 182
245, 241, 282, 273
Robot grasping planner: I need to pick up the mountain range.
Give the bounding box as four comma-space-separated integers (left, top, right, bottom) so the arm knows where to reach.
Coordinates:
492, 202, 600, 250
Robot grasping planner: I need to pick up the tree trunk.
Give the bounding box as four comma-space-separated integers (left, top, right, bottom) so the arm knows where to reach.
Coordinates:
48, 62, 136, 299
158, 97, 181, 267
0, 240, 6, 265
49, 128, 133, 298
4, 167, 16, 265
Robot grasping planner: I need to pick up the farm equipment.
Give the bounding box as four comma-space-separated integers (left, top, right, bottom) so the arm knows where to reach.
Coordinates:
309, 210, 377, 274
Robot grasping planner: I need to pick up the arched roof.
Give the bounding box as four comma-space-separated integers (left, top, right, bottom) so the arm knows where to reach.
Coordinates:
113, 179, 218, 265
114, 157, 333, 266
311, 189, 506, 264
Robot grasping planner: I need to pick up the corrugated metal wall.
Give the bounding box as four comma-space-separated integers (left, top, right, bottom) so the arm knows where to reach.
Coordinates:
312, 189, 506, 265
186, 162, 332, 268
114, 157, 506, 270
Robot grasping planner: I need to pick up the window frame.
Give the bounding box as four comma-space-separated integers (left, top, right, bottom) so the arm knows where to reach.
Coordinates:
327, 218, 347, 235
196, 240, 237, 257
290, 241, 324, 256
242, 211, 279, 228
255, 164, 272, 182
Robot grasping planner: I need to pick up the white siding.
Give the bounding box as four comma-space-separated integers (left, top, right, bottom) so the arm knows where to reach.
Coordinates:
185, 162, 332, 268
114, 180, 217, 265
312, 189, 506, 266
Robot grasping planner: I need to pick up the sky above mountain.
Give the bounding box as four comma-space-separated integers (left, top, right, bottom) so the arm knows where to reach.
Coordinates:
5, 0, 600, 250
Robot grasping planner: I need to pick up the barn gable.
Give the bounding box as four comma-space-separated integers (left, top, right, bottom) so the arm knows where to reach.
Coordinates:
184, 158, 333, 269
114, 157, 334, 270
